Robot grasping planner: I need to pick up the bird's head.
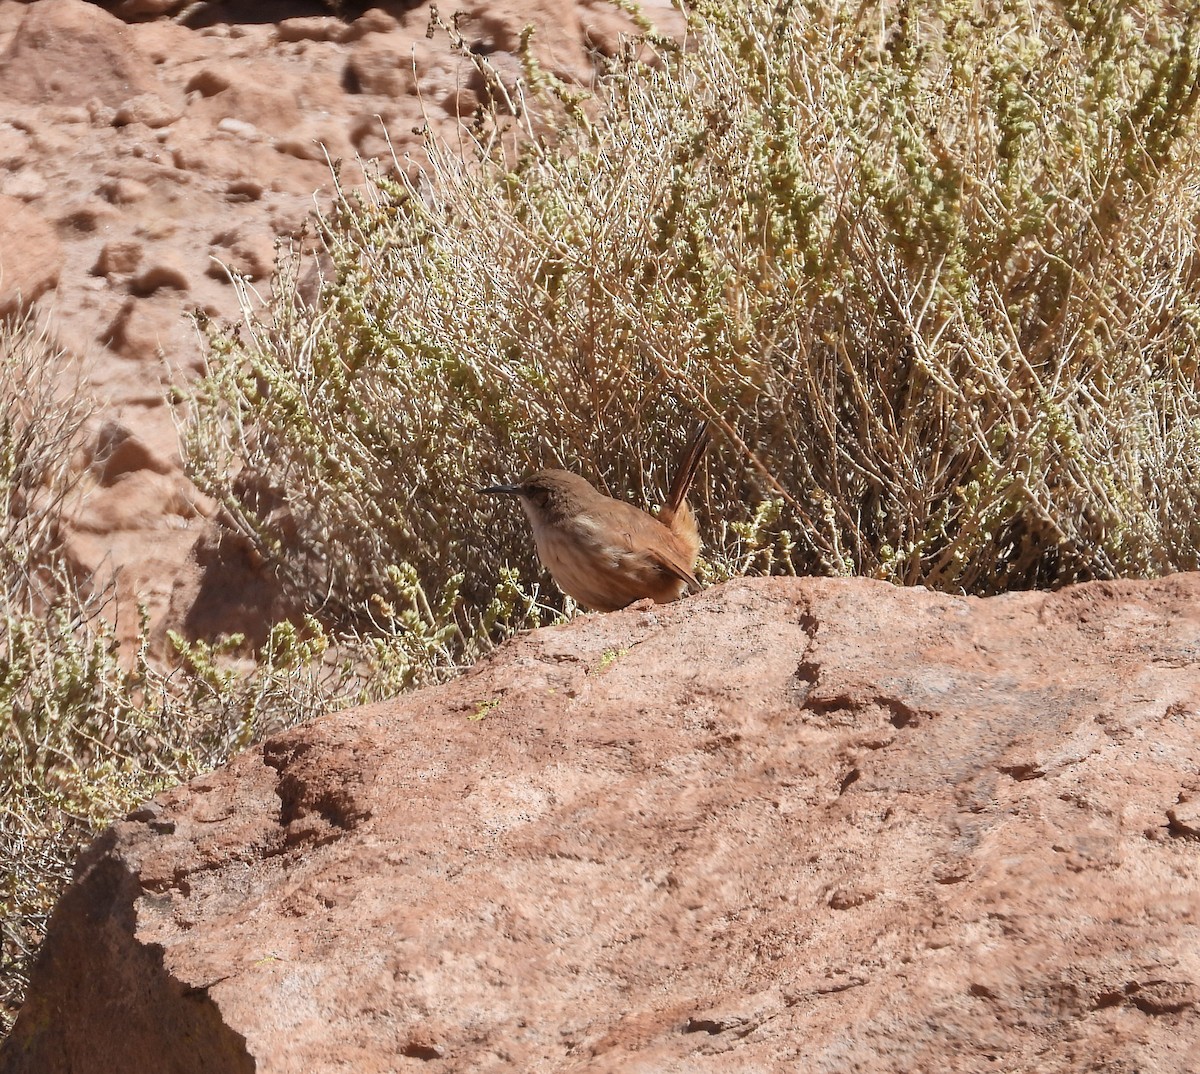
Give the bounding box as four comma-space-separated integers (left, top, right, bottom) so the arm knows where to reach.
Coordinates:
481, 469, 601, 527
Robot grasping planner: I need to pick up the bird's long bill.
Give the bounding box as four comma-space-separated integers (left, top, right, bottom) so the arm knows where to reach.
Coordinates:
480, 483, 521, 496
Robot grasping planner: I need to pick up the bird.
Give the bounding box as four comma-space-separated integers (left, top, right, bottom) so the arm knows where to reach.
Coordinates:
482, 423, 711, 612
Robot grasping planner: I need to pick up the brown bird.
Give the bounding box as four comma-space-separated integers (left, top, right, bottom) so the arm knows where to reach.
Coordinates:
483, 424, 710, 612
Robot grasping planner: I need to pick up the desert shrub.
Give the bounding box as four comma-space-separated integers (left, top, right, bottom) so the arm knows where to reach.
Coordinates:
0, 315, 104, 1029
0, 315, 87, 612
189, 0, 1200, 628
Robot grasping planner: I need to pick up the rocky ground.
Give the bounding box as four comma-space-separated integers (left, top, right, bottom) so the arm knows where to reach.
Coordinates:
4, 575, 1200, 1072
0, 0, 681, 644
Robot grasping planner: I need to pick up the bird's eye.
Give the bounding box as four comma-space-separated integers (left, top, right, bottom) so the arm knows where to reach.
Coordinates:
525, 484, 550, 508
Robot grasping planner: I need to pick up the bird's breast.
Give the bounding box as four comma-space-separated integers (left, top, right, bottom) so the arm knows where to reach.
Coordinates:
528, 512, 689, 612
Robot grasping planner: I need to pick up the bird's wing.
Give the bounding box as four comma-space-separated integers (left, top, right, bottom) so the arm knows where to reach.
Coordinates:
612, 504, 701, 593
644, 545, 701, 593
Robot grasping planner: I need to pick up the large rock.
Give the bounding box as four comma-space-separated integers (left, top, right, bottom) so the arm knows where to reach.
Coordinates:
452, 0, 589, 83
0, 0, 163, 108
0, 195, 62, 316
3, 575, 1199, 1073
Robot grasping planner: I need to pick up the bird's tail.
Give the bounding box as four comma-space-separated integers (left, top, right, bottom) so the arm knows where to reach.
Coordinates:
659, 420, 710, 544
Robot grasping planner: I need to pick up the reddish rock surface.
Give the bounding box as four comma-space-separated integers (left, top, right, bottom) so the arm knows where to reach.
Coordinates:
0, 0, 681, 645
0, 193, 62, 316
4, 576, 1199, 1073
0, 0, 168, 108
